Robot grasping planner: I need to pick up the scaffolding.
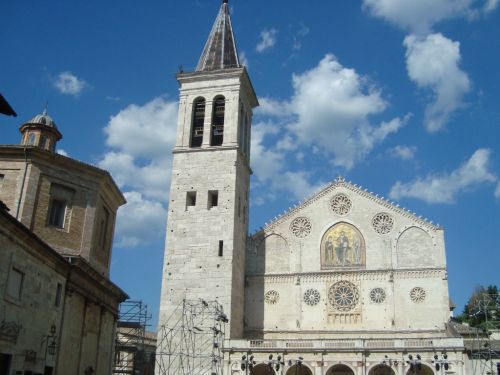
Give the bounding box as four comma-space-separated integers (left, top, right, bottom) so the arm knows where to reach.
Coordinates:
467, 293, 500, 375
156, 299, 227, 375
114, 300, 154, 375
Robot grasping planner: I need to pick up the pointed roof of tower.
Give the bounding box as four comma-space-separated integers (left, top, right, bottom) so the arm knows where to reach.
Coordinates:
196, 0, 241, 72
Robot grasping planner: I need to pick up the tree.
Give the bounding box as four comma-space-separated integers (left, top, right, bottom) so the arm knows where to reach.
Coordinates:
457, 284, 499, 328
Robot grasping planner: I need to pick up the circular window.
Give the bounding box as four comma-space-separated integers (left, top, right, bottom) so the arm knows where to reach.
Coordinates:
264, 290, 280, 305
303, 289, 321, 306
328, 281, 359, 312
290, 217, 312, 238
370, 288, 386, 304
372, 213, 394, 234
410, 287, 426, 303
330, 194, 352, 216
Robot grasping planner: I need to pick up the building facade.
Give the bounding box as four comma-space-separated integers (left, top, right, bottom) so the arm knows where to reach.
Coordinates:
156, 2, 467, 375
0, 109, 128, 375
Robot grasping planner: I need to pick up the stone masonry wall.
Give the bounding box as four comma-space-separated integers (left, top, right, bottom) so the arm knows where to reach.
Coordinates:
244, 182, 450, 337
0, 223, 67, 374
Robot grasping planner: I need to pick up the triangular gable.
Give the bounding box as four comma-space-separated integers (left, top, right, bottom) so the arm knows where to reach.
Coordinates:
252, 176, 439, 237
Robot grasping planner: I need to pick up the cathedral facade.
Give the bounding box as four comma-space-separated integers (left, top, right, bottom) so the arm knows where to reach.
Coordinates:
156, 2, 465, 375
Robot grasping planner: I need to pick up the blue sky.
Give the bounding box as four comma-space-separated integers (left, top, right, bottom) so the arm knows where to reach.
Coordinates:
1, 0, 499, 328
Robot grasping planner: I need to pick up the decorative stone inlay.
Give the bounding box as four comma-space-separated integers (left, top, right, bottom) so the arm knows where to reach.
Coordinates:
264, 290, 280, 305
372, 213, 394, 234
0, 321, 22, 343
290, 217, 312, 238
330, 194, 352, 216
410, 287, 426, 303
328, 281, 359, 312
303, 289, 321, 306
370, 287, 386, 304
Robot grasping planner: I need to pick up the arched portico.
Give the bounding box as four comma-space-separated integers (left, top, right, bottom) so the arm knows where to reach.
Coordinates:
251, 363, 276, 375
369, 364, 396, 375
285, 364, 313, 375
405, 363, 434, 375
326, 364, 356, 375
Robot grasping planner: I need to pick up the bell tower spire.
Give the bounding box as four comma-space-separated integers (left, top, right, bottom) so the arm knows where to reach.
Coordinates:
196, 0, 240, 71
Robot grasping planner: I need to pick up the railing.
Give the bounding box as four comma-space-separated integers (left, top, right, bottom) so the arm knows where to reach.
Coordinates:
227, 337, 464, 351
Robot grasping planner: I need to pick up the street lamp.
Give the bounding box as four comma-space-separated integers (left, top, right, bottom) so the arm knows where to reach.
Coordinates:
432, 354, 449, 372
241, 354, 256, 374
267, 354, 284, 373
41, 325, 58, 359
382, 355, 399, 367
406, 354, 422, 374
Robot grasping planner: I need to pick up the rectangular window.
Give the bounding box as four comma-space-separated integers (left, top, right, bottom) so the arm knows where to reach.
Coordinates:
55, 283, 63, 307
186, 191, 197, 209
98, 207, 110, 249
218, 240, 223, 257
208, 190, 218, 209
6, 268, 24, 300
47, 184, 75, 230
48, 199, 67, 228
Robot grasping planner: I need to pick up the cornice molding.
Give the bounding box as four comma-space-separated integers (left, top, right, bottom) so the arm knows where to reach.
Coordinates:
246, 268, 446, 283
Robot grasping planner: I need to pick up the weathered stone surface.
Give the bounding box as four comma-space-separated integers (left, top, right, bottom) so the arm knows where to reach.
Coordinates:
0, 143, 127, 375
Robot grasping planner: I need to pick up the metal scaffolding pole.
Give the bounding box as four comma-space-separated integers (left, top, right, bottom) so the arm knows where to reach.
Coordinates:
156, 299, 227, 375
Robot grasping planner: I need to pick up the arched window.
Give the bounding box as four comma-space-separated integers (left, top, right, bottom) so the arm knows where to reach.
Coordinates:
191, 98, 205, 147
211, 96, 225, 146
27, 133, 36, 146
40, 135, 48, 150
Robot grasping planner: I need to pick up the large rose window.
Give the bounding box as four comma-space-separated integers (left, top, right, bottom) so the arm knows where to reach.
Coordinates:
328, 281, 359, 312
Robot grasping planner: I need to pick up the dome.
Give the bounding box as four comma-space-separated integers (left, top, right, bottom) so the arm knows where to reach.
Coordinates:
24, 108, 58, 129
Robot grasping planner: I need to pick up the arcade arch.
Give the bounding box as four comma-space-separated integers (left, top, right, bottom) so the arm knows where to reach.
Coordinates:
326, 364, 356, 375
285, 364, 313, 375
251, 363, 276, 375
405, 364, 434, 375
368, 364, 396, 375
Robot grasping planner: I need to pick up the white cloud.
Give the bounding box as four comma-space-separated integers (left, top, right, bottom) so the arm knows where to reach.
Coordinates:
56, 149, 69, 157
239, 51, 249, 68
256, 97, 292, 117
388, 145, 417, 160
484, 0, 499, 12
292, 22, 310, 51
495, 182, 500, 198
288, 54, 409, 169
362, 0, 495, 33
53, 72, 89, 96
250, 121, 324, 202
276, 171, 323, 200
250, 121, 286, 182
256, 28, 278, 53
249, 54, 407, 206
389, 148, 496, 203
404, 33, 471, 132
99, 96, 178, 247
114, 192, 168, 248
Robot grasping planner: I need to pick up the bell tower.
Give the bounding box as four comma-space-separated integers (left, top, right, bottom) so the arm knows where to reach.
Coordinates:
158, 0, 258, 340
